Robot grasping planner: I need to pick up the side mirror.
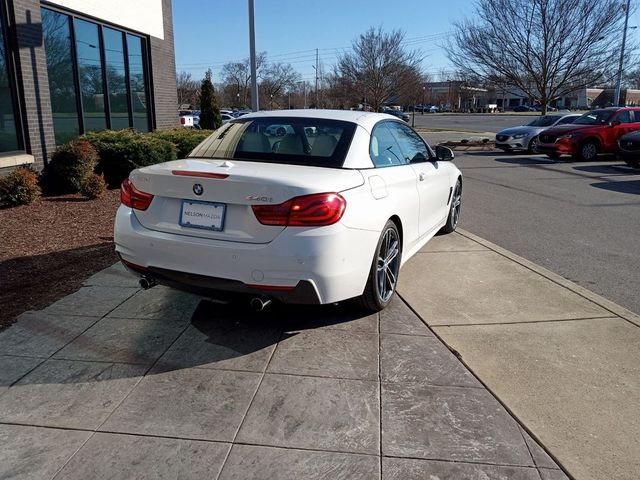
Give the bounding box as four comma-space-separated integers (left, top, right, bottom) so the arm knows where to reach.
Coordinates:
609, 120, 621, 127
435, 145, 455, 161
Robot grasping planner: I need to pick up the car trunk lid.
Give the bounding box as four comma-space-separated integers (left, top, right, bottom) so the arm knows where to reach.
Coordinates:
128, 159, 364, 244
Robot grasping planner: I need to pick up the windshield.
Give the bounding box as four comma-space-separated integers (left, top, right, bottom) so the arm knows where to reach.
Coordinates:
527, 115, 560, 127
188, 117, 357, 168
573, 110, 615, 125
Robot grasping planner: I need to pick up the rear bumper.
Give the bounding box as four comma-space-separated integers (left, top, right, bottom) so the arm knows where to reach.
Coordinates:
121, 258, 321, 303
114, 206, 379, 304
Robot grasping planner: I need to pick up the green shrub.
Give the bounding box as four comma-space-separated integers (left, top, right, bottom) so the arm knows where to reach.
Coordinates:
0, 166, 40, 207
43, 139, 98, 194
83, 130, 177, 188
151, 128, 213, 158
79, 173, 106, 199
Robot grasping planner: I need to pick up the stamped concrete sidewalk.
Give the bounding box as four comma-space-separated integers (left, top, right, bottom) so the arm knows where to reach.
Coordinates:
399, 230, 640, 480
0, 247, 565, 479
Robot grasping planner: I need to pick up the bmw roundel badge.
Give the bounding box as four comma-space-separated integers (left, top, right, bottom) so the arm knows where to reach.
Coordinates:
193, 183, 203, 196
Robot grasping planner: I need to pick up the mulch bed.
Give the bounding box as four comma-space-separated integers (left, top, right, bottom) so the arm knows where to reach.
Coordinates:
0, 190, 122, 330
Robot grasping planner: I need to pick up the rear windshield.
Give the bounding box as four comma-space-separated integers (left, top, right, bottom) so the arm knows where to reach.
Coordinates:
188, 117, 357, 168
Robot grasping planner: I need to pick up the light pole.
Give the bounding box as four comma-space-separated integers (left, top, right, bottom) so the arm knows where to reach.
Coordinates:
614, 0, 632, 107
422, 85, 426, 115
248, 0, 259, 111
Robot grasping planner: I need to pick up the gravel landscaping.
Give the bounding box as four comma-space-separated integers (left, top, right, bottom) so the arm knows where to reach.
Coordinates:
0, 190, 121, 329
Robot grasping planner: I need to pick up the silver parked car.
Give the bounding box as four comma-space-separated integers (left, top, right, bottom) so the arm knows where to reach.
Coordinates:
496, 114, 580, 153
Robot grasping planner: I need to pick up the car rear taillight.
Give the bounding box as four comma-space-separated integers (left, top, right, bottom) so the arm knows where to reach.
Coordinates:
121, 178, 154, 211
252, 193, 346, 227
180, 117, 186, 125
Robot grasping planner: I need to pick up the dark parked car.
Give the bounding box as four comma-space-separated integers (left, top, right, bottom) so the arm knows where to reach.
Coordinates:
617, 131, 640, 169
513, 105, 536, 112
536, 107, 640, 161
383, 108, 410, 122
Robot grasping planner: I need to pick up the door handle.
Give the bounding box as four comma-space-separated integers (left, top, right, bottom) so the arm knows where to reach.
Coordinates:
419, 172, 426, 181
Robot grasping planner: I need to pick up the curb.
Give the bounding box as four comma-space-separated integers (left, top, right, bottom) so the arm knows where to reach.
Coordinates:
457, 228, 640, 328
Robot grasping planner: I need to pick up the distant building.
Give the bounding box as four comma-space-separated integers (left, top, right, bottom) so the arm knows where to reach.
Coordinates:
424, 81, 491, 111
493, 86, 640, 110
0, 0, 178, 173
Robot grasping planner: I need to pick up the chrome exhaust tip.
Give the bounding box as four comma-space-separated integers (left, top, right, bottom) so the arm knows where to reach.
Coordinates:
250, 297, 272, 312
139, 277, 156, 290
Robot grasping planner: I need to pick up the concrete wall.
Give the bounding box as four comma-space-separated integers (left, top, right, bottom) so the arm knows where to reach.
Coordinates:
149, 0, 178, 130
10, 0, 56, 168
45, 0, 164, 38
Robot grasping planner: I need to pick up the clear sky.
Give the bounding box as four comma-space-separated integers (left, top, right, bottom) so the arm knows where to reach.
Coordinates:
172, 0, 470, 83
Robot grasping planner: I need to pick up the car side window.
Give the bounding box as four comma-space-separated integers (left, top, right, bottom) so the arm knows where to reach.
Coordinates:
558, 116, 576, 125
370, 122, 407, 167
615, 111, 633, 124
386, 122, 431, 163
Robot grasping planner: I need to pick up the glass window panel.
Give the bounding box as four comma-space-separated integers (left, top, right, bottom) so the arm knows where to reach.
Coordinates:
42, 8, 79, 145
388, 122, 431, 163
127, 34, 149, 132
75, 19, 106, 132
0, 15, 19, 152
103, 27, 129, 130
370, 122, 406, 167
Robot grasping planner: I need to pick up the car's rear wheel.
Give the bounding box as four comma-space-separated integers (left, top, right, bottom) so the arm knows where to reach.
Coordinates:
358, 220, 401, 312
577, 140, 599, 161
528, 136, 540, 154
441, 179, 462, 234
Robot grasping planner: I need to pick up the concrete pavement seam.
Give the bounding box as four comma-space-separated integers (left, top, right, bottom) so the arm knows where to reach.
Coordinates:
457, 228, 640, 328
395, 293, 574, 480
214, 330, 282, 480
430, 315, 617, 328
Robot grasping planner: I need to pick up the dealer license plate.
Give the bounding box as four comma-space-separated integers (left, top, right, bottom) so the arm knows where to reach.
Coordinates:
179, 200, 226, 231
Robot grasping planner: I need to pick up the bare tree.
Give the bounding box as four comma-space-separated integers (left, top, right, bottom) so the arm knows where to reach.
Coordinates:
396, 68, 428, 108
220, 52, 267, 108
176, 71, 200, 108
447, 0, 627, 113
337, 27, 423, 111
259, 62, 301, 109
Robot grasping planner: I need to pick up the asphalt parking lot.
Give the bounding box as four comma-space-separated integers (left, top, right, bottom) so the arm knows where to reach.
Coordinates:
413, 113, 539, 133
451, 151, 640, 315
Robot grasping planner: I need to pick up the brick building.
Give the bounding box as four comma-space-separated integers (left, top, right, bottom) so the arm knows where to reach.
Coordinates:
0, 0, 178, 172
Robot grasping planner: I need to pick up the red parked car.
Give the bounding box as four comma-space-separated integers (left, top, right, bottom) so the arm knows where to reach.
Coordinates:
536, 107, 640, 161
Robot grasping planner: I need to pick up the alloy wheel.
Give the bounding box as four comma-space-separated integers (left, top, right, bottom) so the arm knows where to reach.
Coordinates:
376, 227, 400, 303
582, 142, 597, 161
451, 182, 462, 228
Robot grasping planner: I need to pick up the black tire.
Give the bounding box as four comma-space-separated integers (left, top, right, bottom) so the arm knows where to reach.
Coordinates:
527, 136, 540, 154
623, 158, 640, 170
358, 220, 402, 312
440, 179, 462, 234
576, 140, 599, 161
546, 153, 560, 159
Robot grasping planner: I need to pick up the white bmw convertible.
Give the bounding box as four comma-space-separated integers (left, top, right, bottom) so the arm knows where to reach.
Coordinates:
114, 110, 462, 311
